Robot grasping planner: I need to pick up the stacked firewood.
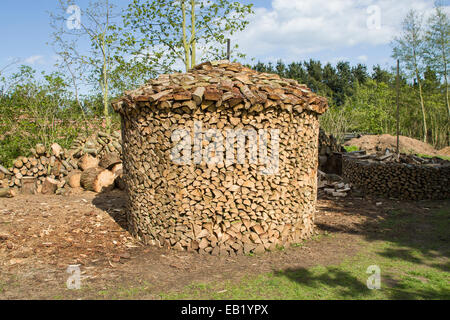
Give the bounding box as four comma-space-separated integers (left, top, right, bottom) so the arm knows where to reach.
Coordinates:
2, 143, 74, 194
69, 130, 122, 160
0, 131, 124, 197
344, 149, 449, 165
342, 151, 450, 200
113, 60, 329, 255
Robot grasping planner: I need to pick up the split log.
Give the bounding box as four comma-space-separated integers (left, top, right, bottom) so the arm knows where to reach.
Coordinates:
114, 170, 126, 191
0, 187, 17, 198
78, 154, 99, 171
41, 177, 58, 195
51, 143, 63, 158
110, 163, 123, 176
80, 167, 116, 193
0, 165, 11, 176
21, 177, 37, 195
68, 171, 82, 188
99, 153, 122, 170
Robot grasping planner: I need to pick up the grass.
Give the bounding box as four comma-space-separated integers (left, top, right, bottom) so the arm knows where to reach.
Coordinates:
416, 153, 450, 161
159, 204, 450, 300
97, 281, 153, 300
344, 145, 360, 152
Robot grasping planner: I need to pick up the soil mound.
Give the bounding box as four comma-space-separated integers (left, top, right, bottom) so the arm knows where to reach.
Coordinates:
439, 146, 450, 156
344, 134, 439, 156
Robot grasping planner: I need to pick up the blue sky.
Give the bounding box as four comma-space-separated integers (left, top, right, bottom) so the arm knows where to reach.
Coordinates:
0, 0, 449, 78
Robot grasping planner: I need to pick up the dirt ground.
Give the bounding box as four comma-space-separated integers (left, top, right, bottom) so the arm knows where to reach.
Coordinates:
440, 146, 450, 156
0, 189, 446, 299
345, 134, 447, 156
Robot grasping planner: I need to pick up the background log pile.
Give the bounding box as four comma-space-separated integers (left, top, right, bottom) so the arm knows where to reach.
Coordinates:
113, 60, 328, 255
317, 170, 352, 198
318, 129, 343, 174
0, 131, 124, 196
342, 152, 450, 200
69, 130, 123, 160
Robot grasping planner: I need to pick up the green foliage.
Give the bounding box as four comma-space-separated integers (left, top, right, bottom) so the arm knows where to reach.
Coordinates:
122, 0, 254, 71
253, 57, 449, 148
0, 66, 83, 166
0, 65, 118, 167
344, 146, 359, 152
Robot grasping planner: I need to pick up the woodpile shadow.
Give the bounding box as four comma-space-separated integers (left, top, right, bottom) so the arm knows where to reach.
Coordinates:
92, 189, 129, 232
316, 197, 450, 274
275, 267, 369, 299
277, 198, 449, 299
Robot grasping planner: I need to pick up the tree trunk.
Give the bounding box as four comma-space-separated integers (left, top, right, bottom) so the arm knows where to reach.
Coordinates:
418, 80, 427, 143
182, 0, 190, 71
190, 0, 196, 68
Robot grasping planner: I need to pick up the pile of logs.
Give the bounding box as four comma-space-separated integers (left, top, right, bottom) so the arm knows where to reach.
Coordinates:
0, 131, 124, 197
1, 142, 75, 194
342, 151, 450, 200
113, 60, 329, 255
69, 130, 122, 160
317, 170, 352, 198
345, 149, 449, 166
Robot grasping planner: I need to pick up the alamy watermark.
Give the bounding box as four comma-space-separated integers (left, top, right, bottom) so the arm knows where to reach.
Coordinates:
171, 121, 280, 175
66, 264, 81, 290
66, 5, 81, 30
366, 5, 381, 30
366, 265, 381, 290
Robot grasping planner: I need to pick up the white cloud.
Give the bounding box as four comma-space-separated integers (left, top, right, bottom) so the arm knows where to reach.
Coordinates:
234, 0, 440, 61
24, 55, 45, 65
357, 55, 368, 62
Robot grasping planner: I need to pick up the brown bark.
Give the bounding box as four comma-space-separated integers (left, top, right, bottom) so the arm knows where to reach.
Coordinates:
80, 167, 115, 193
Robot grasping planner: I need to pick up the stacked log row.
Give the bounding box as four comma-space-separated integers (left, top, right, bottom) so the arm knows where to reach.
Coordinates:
1, 130, 124, 196
112, 60, 329, 255
4, 143, 74, 194
342, 155, 450, 200
68, 130, 122, 160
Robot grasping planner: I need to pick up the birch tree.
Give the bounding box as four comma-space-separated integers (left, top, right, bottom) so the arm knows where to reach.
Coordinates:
424, 2, 450, 119
123, 0, 254, 72
392, 10, 428, 142
50, 0, 120, 133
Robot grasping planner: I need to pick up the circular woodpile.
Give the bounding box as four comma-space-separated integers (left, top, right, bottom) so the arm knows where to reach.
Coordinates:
112, 60, 329, 255
342, 155, 450, 200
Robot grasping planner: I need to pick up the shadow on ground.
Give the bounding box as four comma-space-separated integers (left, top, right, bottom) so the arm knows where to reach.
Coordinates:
277, 197, 450, 299
317, 198, 450, 273
92, 189, 128, 231
275, 266, 370, 299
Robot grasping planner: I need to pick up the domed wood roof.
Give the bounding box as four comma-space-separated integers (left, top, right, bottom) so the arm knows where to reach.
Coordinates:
112, 60, 328, 116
